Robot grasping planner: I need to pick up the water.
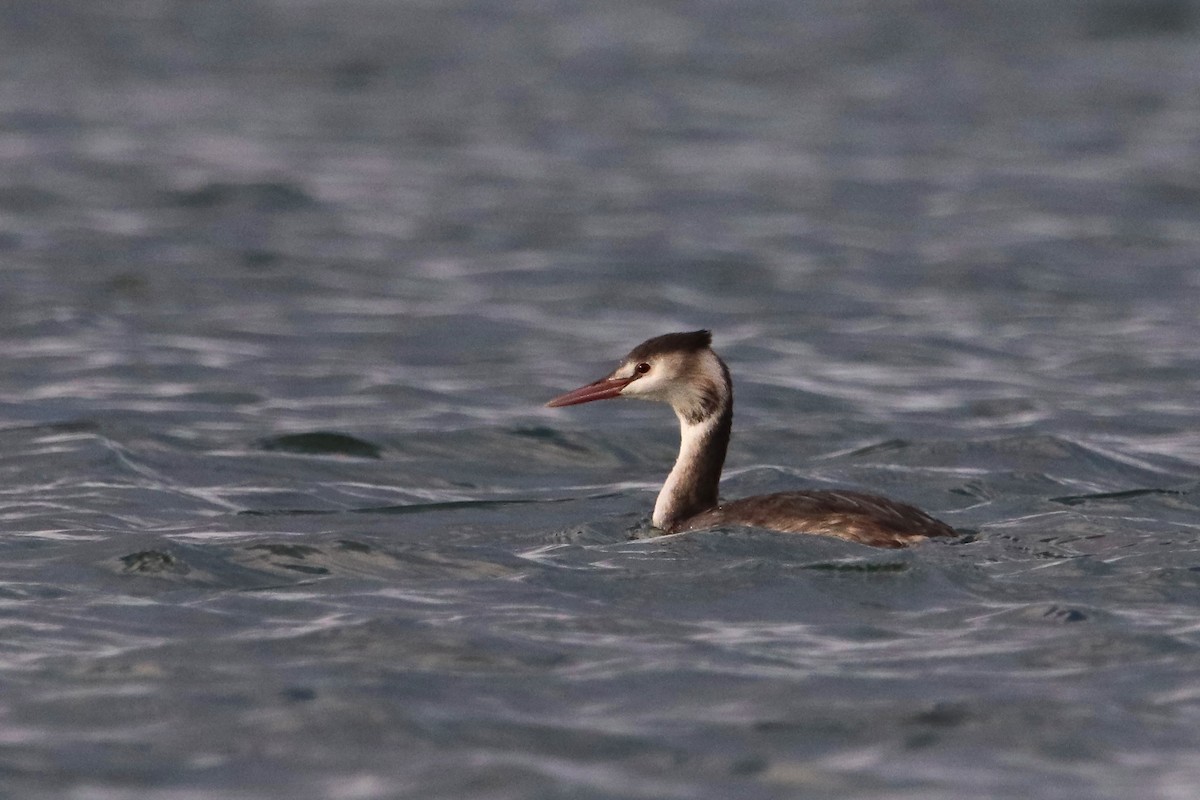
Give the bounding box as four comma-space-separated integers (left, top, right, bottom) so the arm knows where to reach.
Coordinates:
2, 1, 1200, 798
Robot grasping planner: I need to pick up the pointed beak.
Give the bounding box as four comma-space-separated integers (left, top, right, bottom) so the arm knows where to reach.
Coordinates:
546, 376, 635, 407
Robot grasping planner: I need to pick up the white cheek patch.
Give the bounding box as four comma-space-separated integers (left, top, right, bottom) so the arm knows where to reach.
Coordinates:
620, 372, 665, 398
617, 352, 716, 411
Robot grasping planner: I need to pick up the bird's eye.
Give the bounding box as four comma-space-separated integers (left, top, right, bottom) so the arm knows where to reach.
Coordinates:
635, 362, 651, 375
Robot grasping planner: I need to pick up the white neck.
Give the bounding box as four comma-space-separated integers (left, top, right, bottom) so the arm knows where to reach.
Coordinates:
651, 403, 730, 530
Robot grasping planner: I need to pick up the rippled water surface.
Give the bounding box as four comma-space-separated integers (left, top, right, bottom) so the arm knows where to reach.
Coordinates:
2, 2, 1200, 798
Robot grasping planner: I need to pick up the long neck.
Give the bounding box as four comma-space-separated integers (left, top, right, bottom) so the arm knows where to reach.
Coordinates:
652, 394, 732, 531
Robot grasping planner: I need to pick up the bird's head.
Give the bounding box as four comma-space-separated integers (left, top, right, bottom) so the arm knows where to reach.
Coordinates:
546, 330, 729, 425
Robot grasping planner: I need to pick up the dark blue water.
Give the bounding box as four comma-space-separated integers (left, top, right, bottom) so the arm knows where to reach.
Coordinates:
2, 2, 1200, 798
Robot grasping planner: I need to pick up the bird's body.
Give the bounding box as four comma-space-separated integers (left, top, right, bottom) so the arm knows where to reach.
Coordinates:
546, 330, 956, 548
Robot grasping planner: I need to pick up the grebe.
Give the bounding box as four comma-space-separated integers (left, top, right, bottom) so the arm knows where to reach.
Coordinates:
546, 330, 956, 548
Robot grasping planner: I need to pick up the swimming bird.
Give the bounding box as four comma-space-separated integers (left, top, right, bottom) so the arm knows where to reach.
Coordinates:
546, 330, 956, 548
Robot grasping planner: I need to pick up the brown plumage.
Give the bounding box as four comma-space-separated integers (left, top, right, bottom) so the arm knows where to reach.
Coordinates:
546, 330, 957, 548
678, 491, 955, 548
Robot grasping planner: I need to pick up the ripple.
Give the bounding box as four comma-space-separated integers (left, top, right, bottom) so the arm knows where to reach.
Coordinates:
256, 431, 383, 459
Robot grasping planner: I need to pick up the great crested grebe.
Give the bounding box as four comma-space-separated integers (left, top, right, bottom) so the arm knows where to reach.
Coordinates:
546, 330, 957, 548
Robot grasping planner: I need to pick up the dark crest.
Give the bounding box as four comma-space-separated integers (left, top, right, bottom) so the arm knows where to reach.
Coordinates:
627, 330, 712, 362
